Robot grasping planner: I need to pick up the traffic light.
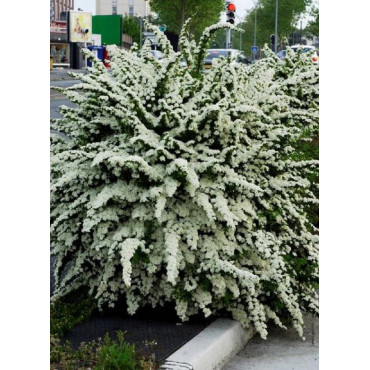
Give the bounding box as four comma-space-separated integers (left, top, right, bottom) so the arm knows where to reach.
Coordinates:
270, 34, 275, 49
226, 1, 236, 25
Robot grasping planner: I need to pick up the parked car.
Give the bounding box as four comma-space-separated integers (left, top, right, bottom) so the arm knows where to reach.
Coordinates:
203, 49, 250, 70
150, 50, 164, 60
277, 45, 319, 65
276, 50, 287, 59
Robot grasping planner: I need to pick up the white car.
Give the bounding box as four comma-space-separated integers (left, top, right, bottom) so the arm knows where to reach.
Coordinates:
150, 50, 164, 60
277, 45, 319, 65
204, 49, 250, 70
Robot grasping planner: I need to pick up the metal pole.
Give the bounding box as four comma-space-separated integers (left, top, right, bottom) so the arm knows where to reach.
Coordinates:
225, 0, 230, 49
274, 0, 278, 53
139, 18, 142, 48
254, 5, 257, 45
84, 34, 87, 68
226, 29, 231, 50
254, 3, 257, 60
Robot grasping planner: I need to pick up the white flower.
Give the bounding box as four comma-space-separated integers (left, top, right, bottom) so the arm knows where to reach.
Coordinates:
51, 22, 319, 340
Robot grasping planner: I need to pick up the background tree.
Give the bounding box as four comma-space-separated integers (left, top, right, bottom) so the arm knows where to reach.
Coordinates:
209, 28, 227, 49
149, 0, 225, 42
122, 16, 141, 45
304, 6, 319, 38
237, 0, 311, 57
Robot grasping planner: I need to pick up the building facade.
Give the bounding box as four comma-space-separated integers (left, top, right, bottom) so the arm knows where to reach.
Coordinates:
50, 20, 70, 67
96, 0, 150, 17
50, 0, 74, 67
51, 0, 75, 21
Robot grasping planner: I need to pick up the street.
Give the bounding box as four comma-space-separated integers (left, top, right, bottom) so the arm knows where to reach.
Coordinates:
50, 78, 77, 140
50, 97, 76, 119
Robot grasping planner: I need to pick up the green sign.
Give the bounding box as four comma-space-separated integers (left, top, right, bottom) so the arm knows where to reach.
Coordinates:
92, 15, 122, 45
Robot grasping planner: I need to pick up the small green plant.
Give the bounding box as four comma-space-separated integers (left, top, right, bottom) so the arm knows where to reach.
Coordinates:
50, 335, 98, 368
95, 331, 139, 370
50, 290, 157, 369
50, 331, 157, 369
50, 290, 97, 337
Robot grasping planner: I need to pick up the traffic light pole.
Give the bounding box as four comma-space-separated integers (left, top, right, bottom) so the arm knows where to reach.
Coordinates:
225, 1, 236, 49
226, 29, 231, 49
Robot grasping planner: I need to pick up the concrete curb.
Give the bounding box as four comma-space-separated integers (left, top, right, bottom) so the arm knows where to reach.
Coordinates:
161, 318, 255, 370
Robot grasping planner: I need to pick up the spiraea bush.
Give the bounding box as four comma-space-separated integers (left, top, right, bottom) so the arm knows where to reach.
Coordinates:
51, 21, 318, 339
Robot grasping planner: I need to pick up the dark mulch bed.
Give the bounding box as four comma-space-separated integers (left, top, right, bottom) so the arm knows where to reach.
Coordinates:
51, 256, 213, 362
63, 306, 212, 362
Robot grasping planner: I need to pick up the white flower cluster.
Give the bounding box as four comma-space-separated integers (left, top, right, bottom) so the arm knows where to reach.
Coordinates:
50, 22, 319, 339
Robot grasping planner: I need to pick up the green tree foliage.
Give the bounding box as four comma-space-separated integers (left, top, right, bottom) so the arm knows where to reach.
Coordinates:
209, 28, 227, 49
149, 0, 224, 41
305, 6, 319, 38
238, 0, 311, 56
122, 16, 141, 46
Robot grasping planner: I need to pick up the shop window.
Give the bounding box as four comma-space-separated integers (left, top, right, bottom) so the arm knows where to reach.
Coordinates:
50, 43, 70, 64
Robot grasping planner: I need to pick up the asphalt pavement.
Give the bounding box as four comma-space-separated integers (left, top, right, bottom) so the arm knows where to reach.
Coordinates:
50, 70, 77, 140
50, 68, 87, 81
50, 98, 76, 119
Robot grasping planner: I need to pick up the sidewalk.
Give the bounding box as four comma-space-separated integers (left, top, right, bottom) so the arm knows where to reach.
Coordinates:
222, 314, 319, 370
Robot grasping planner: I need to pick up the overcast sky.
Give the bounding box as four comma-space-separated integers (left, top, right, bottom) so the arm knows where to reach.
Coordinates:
74, 0, 255, 20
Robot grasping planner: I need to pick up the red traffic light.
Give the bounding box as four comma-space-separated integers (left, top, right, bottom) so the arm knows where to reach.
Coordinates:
227, 3, 236, 12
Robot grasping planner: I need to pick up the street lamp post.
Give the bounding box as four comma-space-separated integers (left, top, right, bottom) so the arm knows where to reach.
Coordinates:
235, 15, 243, 51
82, 28, 89, 68
84, 34, 87, 68
253, 4, 257, 45
274, 0, 278, 53
253, 1, 258, 61
139, 17, 143, 48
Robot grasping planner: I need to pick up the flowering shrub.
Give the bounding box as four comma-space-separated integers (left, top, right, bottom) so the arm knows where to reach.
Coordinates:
51, 21, 318, 339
